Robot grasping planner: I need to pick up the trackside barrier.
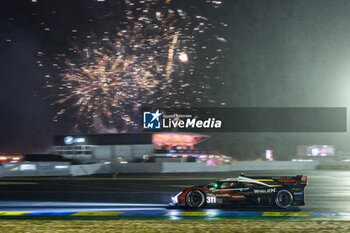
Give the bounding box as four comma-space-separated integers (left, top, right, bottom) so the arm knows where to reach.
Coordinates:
317, 160, 350, 170
1, 162, 70, 177
229, 161, 320, 171
112, 162, 163, 173
161, 163, 230, 173
0, 162, 109, 177
161, 161, 320, 173
0, 161, 320, 176
70, 162, 110, 176
112, 161, 320, 173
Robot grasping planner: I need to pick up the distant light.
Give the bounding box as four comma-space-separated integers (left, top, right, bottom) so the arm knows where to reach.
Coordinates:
265, 149, 274, 161
64, 136, 74, 145
12, 156, 21, 161
206, 210, 217, 217
20, 164, 37, 171
168, 210, 180, 216
311, 148, 319, 156
120, 161, 128, 164
64, 136, 85, 144
55, 165, 69, 169
292, 159, 314, 162
74, 138, 85, 143
215, 35, 227, 43
178, 52, 188, 62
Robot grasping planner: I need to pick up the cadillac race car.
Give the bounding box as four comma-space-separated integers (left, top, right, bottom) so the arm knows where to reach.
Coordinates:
170, 174, 307, 208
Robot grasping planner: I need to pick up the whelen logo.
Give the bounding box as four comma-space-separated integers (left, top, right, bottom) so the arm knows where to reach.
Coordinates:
143, 110, 162, 129
253, 188, 276, 194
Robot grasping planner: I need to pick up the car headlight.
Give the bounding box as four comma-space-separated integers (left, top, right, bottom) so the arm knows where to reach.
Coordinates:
171, 192, 182, 204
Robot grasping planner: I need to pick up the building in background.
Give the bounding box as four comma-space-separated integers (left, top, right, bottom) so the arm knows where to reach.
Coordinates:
54, 133, 231, 165
296, 145, 335, 161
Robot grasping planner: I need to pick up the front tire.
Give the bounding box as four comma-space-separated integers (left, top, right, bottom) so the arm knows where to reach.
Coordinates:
185, 190, 206, 208
274, 189, 293, 208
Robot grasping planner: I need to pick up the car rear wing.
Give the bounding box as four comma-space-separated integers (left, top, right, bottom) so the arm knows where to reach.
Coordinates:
271, 175, 307, 187
295, 175, 308, 186
246, 175, 308, 188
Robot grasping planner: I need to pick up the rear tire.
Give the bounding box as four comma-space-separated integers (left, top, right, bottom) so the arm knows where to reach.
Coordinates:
274, 189, 293, 208
185, 190, 206, 208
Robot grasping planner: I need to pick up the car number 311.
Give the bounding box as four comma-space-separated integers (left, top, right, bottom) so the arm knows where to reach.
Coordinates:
206, 196, 216, 203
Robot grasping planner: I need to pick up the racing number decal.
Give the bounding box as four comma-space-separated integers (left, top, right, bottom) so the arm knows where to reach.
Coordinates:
206, 196, 216, 203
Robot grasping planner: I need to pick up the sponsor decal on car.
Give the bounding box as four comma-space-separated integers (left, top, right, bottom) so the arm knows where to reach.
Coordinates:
253, 188, 276, 194
206, 196, 216, 203
215, 194, 231, 197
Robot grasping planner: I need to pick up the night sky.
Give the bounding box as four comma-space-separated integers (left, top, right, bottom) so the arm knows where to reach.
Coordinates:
1, 0, 350, 159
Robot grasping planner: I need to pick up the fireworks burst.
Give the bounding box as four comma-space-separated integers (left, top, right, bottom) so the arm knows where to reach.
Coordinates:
43, 0, 227, 132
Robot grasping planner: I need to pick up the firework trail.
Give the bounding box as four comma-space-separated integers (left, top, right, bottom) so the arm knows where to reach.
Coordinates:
166, 32, 178, 81
44, 0, 226, 132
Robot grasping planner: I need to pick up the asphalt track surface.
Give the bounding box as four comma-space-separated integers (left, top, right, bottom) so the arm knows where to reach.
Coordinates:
0, 170, 350, 219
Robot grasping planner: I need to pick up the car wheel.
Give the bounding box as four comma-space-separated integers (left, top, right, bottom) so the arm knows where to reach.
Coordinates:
274, 189, 293, 208
185, 190, 206, 208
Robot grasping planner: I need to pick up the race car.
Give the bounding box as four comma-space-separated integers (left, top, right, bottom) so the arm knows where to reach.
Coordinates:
170, 174, 307, 208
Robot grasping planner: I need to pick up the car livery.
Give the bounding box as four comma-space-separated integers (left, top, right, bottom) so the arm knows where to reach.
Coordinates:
170, 174, 307, 209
